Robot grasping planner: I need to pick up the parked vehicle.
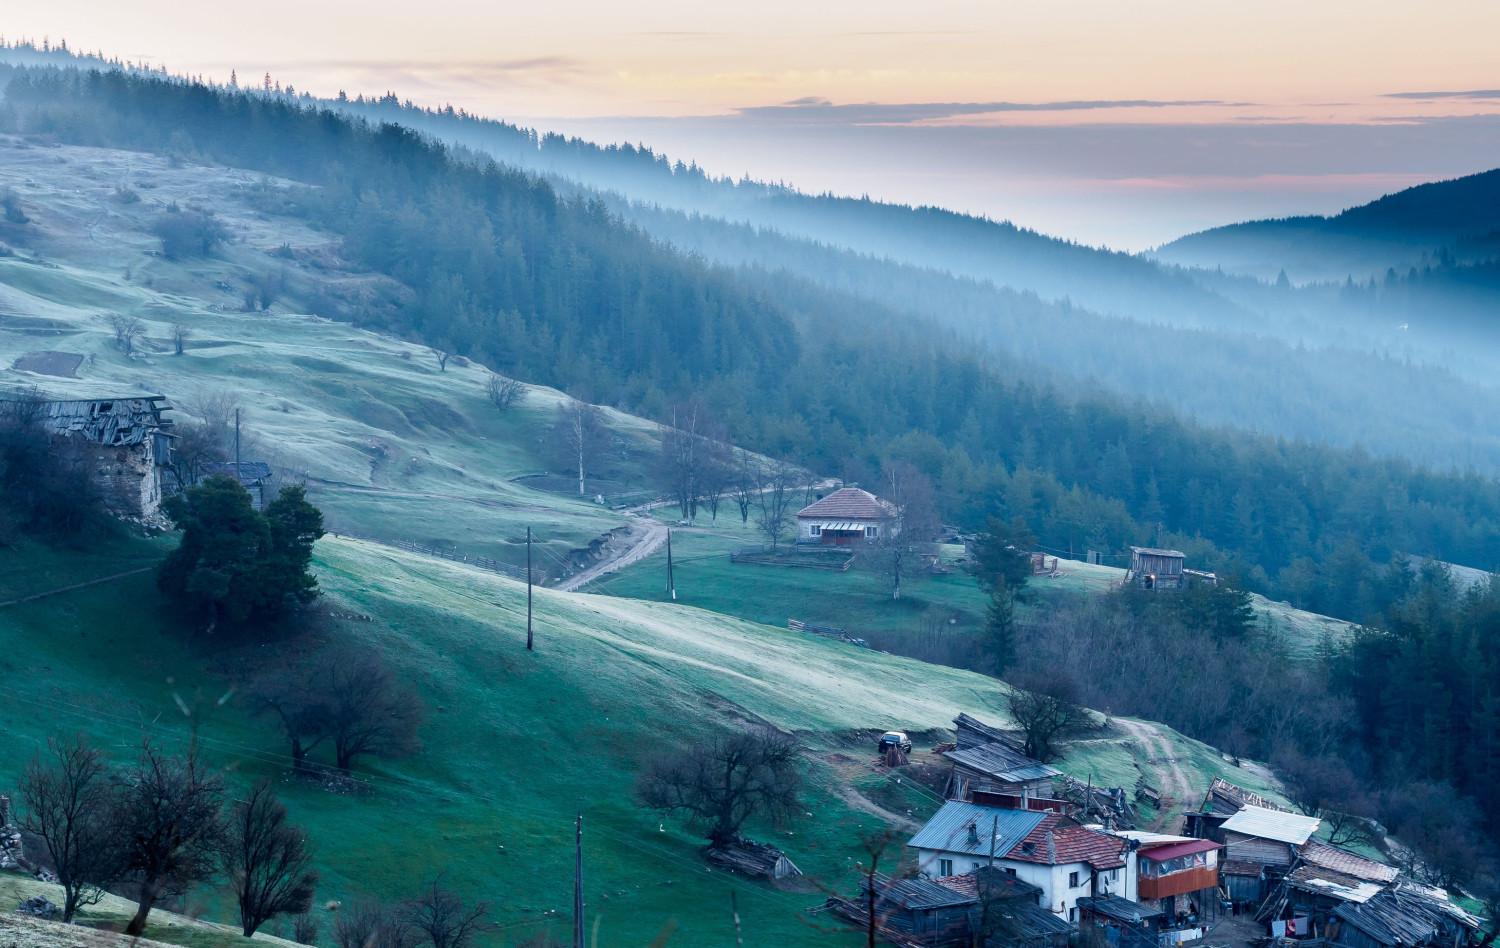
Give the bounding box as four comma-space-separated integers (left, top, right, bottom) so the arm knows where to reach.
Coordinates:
878, 731, 912, 754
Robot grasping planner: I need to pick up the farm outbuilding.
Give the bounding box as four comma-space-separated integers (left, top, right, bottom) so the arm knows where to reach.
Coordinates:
1125, 547, 1186, 590
13, 394, 175, 519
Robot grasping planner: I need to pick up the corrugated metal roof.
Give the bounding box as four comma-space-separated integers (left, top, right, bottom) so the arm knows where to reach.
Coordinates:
944, 743, 1061, 783
993, 899, 1077, 938
1221, 860, 1264, 877
1220, 805, 1320, 845
908, 802, 1048, 859
871, 875, 976, 910
1333, 882, 1481, 947
1079, 895, 1165, 924
1285, 865, 1384, 904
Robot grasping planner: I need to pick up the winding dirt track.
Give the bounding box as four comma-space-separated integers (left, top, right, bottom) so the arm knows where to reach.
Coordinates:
1115, 718, 1197, 831
555, 517, 669, 592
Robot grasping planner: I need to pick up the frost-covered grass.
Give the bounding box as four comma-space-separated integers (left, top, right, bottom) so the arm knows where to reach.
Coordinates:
0, 136, 656, 571
0, 876, 298, 948
0, 535, 1276, 947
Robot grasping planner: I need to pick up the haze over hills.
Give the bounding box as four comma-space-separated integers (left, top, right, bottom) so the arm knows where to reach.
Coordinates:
2, 44, 1500, 948
1155, 168, 1500, 283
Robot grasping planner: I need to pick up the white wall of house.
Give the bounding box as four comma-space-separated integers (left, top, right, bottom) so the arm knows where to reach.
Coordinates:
796, 518, 891, 542
913, 849, 1136, 921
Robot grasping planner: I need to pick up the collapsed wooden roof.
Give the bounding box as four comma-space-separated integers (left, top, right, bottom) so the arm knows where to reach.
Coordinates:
26, 395, 173, 446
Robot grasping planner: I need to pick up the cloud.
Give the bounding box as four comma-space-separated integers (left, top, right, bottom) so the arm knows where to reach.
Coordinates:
733, 98, 1234, 126
1385, 89, 1500, 100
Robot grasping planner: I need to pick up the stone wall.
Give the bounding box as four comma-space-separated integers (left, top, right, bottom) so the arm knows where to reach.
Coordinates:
75, 439, 162, 519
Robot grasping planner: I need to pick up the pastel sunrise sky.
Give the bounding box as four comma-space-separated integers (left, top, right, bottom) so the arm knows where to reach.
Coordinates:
15, 0, 1500, 248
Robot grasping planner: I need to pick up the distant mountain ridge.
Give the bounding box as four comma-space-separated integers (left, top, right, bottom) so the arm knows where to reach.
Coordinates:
1154, 167, 1500, 282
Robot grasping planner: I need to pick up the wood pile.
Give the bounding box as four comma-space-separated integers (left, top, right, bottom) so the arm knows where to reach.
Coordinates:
818, 898, 926, 948
706, 835, 802, 880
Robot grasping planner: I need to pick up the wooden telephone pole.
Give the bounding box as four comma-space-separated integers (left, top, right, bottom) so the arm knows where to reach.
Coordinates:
573, 813, 585, 948
666, 529, 675, 600
526, 526, 533, 651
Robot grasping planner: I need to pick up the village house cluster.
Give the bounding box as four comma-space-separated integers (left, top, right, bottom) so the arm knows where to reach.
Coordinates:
824, 716, 1483, 948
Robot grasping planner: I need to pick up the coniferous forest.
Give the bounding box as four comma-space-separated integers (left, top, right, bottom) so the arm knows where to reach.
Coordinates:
6, 65, 1500, 624
5, 58, 1500, 905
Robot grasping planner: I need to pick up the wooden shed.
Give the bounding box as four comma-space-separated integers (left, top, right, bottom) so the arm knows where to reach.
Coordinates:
1126, 547, 1186, 590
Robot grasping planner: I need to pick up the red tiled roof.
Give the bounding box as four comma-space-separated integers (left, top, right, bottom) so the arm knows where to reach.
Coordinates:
1003, 816, 1128, 870
796, 487, 894, 521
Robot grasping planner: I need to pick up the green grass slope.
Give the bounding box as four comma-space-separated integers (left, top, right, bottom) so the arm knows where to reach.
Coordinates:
593, 515, 1355, 659
0, 536, 1282, 946
0, 135, 658, 573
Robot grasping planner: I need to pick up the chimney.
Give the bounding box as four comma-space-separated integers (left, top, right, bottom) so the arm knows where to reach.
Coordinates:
967, 822, 979, 844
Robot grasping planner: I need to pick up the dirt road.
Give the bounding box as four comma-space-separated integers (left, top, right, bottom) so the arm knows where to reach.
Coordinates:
1116, 718, 1197, 831
555, 517, 668, 592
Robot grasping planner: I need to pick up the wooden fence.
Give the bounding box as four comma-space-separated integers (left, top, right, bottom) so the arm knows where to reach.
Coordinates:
730, 547, 855, 571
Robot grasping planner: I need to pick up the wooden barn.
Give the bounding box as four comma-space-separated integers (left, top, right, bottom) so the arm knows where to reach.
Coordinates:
1125, 547, 1186, 590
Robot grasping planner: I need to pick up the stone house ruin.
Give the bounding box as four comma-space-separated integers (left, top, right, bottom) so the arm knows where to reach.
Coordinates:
31, 395, 174, 519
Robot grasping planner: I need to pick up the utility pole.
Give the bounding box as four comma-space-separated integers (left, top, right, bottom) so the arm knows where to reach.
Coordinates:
573, 813, 584, 948
234, 407, 241, 476
666, 528, 675, 600
526, 526, 533, 651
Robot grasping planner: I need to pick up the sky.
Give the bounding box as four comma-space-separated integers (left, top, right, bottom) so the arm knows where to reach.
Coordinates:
9, 1, 1500, 248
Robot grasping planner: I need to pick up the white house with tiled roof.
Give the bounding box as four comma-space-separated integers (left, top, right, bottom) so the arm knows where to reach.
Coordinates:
795, 486, 898, 546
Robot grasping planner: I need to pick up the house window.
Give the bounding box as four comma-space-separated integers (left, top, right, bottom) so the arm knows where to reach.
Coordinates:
971, 862, 982, 872
1110, 869, 1118, 882
810, 525, 821, 536
865, 525, 879, 537
938, 858, 953, 877
1069, 907, 1078, 923
1005, 867, 1017, 876
1069, 871, 1080, 888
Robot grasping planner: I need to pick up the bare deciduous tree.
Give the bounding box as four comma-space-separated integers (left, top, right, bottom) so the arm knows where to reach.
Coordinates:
224, 779, 318, 936
249, 665, 333, 775
335, 900, 417, 948
555, 393, 607, 498
404, 876, 490, 948
16, 733, 125, 922
118, 742, 227, 936
322, 648, 424, 774
871, 460, 940, 601
731, 452, 763, 525
636, 727, 802, 848
292, 911, 320, 946
170, 323, 191, 356
755, 459, 800, 552
107, 313, 145, 356
1006, 675, 1095, 763
485, 373, 527, 412
656, 401, 729, 523
434, 349, 450, 372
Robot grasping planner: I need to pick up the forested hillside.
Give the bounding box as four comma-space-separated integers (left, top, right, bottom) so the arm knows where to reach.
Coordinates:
6, 65, 1500, 624
1156, 167, 1500, 283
